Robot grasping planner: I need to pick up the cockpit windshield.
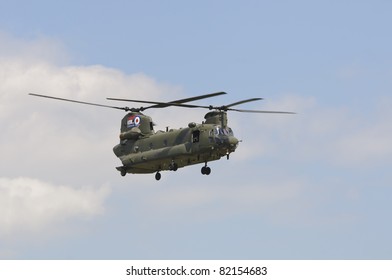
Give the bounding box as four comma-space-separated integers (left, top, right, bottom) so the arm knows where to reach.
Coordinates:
211, 126, 234, 136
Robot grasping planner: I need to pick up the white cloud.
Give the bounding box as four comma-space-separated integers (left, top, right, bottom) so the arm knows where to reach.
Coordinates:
0, 177, 111, 237
0, 33, 184, 240
0, 34, 188, 185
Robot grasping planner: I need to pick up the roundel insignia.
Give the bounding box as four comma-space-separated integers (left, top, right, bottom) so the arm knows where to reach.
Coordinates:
127, 115, 141, 128
134, 116, 140, 125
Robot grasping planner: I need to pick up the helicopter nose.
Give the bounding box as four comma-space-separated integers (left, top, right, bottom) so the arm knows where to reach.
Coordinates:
215, 135, 239, 151
226, 136, 239, 152
228, 136, 239, 146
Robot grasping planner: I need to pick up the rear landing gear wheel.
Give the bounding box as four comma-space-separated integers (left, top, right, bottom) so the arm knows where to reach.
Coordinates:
201, 166, 211, 175
155, 172, 161, 181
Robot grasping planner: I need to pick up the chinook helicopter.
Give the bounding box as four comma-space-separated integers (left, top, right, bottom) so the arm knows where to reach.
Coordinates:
29, 92, 294, 180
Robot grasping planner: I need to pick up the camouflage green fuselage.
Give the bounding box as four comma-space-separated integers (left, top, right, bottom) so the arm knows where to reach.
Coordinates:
113, 112, 238, 174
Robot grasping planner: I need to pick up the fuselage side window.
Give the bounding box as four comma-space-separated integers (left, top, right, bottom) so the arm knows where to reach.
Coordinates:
192, 130, 200, 143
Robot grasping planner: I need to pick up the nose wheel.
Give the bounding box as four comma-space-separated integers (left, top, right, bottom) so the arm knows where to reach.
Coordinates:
155, 172, 161, 181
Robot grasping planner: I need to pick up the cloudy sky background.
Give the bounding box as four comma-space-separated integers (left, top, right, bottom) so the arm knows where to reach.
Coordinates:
1, 0, 392, 259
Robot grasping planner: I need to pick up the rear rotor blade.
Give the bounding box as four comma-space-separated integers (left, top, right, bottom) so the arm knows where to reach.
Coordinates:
29, 93, 131, 111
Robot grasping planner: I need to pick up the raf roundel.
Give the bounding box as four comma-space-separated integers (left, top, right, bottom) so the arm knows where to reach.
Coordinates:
127, 115, 141, 128
135, 116, 140, 125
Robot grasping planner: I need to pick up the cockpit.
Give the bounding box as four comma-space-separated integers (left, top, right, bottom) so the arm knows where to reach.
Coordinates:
209, 125, 238, 152
210, 126, 234, 137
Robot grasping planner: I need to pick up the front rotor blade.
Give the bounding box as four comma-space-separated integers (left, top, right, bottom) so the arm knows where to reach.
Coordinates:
107, 92, 226, 110
166, 91, 227, 104
225, 98, 263, 108
29, 93, 130, 111
228, 108, 296, 114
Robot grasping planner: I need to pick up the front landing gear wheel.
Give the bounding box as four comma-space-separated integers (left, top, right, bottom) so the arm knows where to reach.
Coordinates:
120, 169, 127, 177
155, 172, 161, 181
201, 166, 211, 175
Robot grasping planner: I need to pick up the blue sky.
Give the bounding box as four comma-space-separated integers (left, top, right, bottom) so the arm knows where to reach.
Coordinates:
1, 0, 392, 259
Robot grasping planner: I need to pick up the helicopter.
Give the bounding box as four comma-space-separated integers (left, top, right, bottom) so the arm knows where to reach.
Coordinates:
29, 92, 294, 180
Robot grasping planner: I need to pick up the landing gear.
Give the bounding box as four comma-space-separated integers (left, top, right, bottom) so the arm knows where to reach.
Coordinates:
155, 172, 161, 181
169, 161, 178, 171
116, 166, 128, 177
201, 164, 211, 175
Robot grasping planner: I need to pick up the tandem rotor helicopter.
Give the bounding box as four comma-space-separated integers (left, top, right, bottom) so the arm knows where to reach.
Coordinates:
29, 92, 294, 180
